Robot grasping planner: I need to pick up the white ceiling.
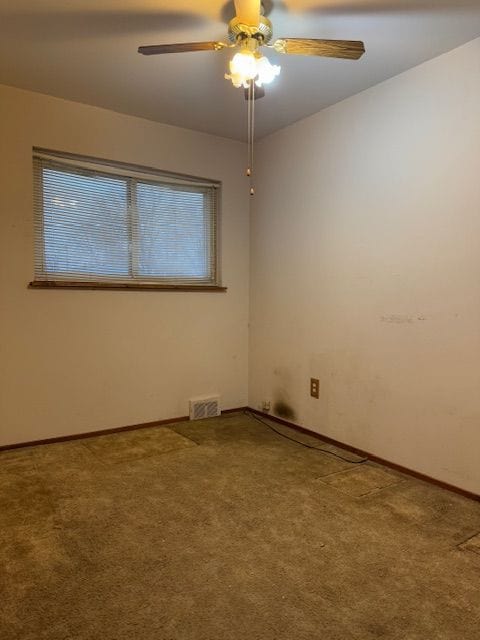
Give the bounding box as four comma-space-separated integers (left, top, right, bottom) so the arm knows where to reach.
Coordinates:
1, 1, 480, 140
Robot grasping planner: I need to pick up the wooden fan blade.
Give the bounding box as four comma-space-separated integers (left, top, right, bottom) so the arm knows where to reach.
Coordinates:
234, 0, 261, 26
138, 41, 226, 55
273, 38, 365, 60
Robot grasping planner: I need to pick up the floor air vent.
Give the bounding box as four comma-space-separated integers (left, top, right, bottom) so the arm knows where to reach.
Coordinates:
189, 396, 221, 420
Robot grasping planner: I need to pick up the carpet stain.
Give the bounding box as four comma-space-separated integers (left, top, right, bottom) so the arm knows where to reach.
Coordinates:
318, 465, 404, 497
459, 532, 480, 555
82, 426, 197, 463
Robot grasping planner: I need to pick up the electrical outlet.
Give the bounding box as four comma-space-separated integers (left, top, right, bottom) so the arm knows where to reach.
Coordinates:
310, 378, 319, 399
262, 400, 271, 412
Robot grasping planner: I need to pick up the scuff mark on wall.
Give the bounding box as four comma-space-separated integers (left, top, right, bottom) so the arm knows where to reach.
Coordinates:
273, 400, 296, 421
272, 366, 297, 421
381, 315, 420, 324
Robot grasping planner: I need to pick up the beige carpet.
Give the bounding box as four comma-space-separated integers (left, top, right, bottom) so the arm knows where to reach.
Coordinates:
1, 412, 480, 640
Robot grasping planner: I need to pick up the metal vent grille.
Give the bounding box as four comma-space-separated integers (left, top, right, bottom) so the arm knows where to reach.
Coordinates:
189, 396, 220, 420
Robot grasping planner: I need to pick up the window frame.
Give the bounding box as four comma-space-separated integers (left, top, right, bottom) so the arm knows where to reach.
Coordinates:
30, 149, 225, 292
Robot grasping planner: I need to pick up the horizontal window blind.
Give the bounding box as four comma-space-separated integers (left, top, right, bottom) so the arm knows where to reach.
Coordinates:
33, 152, 220, 286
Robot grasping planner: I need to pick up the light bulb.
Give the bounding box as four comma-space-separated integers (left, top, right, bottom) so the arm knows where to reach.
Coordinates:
225, 51, 258, 88
255, 55, 281, 87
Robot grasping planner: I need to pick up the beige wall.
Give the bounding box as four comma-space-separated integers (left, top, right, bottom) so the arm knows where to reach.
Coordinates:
2, 38, 479, 493
0, 85, 249, 446
250, 38, 480, 494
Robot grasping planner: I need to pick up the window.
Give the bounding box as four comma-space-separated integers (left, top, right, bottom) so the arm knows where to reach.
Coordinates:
32, 150, 222, 290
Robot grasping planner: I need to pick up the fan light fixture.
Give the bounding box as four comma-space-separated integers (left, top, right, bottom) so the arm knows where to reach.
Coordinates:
225, 51, 281, 89
138, 0, 366, 196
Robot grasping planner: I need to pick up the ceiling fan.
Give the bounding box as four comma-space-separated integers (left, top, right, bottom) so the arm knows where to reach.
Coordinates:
138, 0, 365, 195
138, 0, 366, 98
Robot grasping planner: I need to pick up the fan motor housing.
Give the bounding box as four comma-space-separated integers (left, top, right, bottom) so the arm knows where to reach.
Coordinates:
227, 16, 273, 45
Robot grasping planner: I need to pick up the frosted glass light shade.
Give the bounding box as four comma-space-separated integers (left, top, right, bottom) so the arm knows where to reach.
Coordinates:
225, 51, 258, 88
255, 56, 281, 87
225, 51, 281, 89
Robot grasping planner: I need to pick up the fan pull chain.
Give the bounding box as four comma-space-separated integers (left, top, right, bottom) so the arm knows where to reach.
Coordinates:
247, 79, 251, 178
246, 80, 255, 196
251, 80, 255, 196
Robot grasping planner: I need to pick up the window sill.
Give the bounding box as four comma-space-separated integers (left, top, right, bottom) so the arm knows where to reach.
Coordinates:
29, 280, 227, 292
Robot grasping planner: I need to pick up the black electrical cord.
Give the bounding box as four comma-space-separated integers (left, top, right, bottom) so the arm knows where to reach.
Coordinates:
244, 410, 368, 465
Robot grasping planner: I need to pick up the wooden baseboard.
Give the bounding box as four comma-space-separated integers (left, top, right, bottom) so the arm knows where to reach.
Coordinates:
3, 406, 477, 503
0, 407, 248, 452
247, 408, 480, 503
